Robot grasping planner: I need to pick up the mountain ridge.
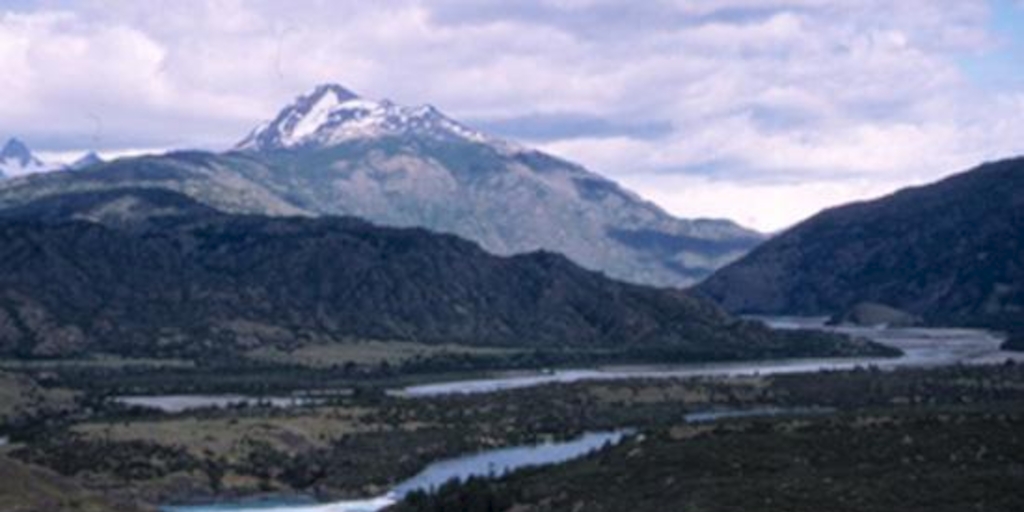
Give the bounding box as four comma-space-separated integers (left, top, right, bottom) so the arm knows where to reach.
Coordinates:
0, 188, 887, 361
696, 155, 1024, 337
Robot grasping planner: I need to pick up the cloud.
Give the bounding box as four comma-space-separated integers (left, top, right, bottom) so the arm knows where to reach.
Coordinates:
615, 172, 912, 233
0, 0, 1022, 230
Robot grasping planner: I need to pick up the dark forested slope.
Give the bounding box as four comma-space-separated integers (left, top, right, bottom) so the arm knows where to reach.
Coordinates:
0, 190, 883, 360
698, 157, 1024, 339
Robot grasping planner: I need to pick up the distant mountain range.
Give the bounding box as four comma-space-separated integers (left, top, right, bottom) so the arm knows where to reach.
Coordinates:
0, 85, 762, 287
0, 187, 886, 361
697, 156, 1024, 344
0, 138, 102, 178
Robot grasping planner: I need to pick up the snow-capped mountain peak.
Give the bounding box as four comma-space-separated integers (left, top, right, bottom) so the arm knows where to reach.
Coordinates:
237, 83, 490, 151
0, 138, 50, 178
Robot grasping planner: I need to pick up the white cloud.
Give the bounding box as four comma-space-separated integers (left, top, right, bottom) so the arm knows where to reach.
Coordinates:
616, 173, 913, 232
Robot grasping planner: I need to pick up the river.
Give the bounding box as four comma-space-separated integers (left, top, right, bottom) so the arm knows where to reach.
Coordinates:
391, 321, 1017, 397
161, 431, 630, 512
122, 321, 1018, 409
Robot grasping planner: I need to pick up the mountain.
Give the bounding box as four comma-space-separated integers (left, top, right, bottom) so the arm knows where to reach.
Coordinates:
0, 188, 889, 360
66, 151, 104, 171
233, 84, 764, 286
0, 138, 49, 179
0, 85, 762, 287
696, 156, 1024, 338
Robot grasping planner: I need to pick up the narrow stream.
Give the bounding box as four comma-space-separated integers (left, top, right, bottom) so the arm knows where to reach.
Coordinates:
683, 406, 835, 423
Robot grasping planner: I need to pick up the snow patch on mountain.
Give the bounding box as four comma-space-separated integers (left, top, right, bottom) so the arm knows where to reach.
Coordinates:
237, 84, 496, 151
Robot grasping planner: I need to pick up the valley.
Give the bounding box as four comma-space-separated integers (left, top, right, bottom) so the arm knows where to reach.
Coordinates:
1, 142, 1022, 511
0, 322, 1020, 511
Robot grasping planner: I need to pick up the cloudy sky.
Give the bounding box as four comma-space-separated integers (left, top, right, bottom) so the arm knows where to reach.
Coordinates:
1, 0, 1023, 230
